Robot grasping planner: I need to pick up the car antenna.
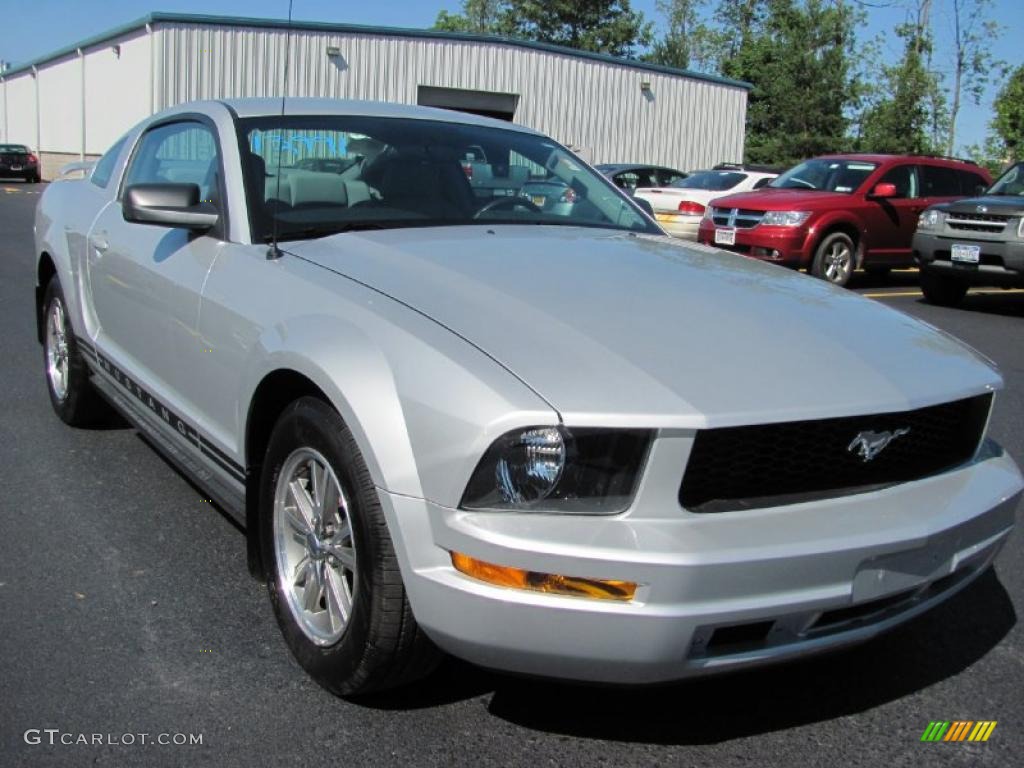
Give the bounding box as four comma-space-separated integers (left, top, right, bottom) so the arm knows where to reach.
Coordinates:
266, 0, 295, 260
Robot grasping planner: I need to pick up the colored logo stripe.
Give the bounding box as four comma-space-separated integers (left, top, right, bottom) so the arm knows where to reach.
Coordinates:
921, 721, 996, 742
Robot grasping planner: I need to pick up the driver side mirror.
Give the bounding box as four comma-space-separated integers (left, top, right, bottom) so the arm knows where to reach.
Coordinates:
634, 197, 655, 217
123, 183, 219, 231
869, 182, 898, 199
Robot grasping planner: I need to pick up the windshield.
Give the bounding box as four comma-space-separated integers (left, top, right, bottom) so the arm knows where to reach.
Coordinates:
670, 171, 745, 191
987, 163, 1024, 196
769, 158, 877, 193
238, 116, 658, 242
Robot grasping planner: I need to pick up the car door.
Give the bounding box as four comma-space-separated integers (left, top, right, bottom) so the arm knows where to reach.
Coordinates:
863, 163, 923, 264
86, 118, 227, 422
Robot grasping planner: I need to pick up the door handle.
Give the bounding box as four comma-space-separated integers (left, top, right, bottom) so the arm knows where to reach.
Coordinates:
90, 233, 109, 253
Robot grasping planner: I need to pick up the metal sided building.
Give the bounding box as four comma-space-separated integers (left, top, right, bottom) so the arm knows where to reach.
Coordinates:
0, 12, 750, 180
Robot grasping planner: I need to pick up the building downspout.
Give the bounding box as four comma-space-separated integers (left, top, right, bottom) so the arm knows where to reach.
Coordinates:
32, 65, 40, 158
78, 48, 85, 160
147, 22, 155, 114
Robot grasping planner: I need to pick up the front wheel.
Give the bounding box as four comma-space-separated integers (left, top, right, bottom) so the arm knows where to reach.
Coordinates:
920, 269, 969, 307
811, 232, 856, 287
259, 397, 440, 696
42, 279, 110, 426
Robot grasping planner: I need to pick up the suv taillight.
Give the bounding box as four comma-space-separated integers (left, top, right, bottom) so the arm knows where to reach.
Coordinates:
677, 201, 705, 215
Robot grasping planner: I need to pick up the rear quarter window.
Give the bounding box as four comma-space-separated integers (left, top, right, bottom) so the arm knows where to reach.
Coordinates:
90, 136, 128, 188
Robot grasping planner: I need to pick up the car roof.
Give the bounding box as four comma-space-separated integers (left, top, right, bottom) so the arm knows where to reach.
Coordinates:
596, 163, 683, 173
182, 97, 543, 135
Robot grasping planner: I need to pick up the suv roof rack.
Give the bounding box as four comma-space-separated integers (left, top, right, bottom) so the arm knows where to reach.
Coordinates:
841, 151, 978, 166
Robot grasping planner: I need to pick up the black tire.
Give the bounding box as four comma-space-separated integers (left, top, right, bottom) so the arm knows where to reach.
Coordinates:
920, 269, 969, 307
26, 173, 40, 184
811, 231, 857, 287
42, 278, 110, 426
259, 397, 440, 696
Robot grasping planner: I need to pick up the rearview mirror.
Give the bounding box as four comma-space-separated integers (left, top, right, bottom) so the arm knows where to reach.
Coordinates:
123, 183, 219, 230
634, 197, 655, 216
869, 182, 898, 199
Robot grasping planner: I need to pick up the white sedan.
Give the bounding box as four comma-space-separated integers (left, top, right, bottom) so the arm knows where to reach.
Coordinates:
635, 166, 777, 239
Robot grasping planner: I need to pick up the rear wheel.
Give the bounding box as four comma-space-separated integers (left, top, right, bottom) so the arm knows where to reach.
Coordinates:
920, 269, 969, 307
811, 232, 856, 287
42, 279, 110, 426
259, 397, 440, 696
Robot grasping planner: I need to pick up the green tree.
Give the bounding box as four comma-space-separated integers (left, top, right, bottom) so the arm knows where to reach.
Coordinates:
498, 0, 653, 57
715, 0, 861, 165
946, 0, 1004, 155
645, 0, 717, 71
434, 1, 512, 34
857, 20, 944, 155
991, 64, 1024, 161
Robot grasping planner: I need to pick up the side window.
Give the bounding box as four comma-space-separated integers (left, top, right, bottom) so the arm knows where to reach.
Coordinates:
656, 169, 684, 186
90, 136, 128, 189
613, 171, 639, 191
124, 121, 219, 203
958, 171, 989, 196
635, 169, 658, 188
919, 165, 960, 197
879, 165, 918, 198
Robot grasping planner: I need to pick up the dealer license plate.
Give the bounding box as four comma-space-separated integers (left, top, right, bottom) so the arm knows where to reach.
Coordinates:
951, 244, 980, 264
714, 227, 737, 246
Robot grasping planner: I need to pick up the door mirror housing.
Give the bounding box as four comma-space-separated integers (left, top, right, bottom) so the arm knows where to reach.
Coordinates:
123, 183, 219, 230
869, 182, 898, 199
634, 197, 655, 216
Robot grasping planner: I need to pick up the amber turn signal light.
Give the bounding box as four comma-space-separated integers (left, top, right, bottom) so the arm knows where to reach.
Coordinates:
450, 551, 637, 601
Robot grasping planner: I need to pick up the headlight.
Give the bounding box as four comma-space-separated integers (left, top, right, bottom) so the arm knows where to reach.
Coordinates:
918, 209, 944, 230
460, 427, 653, 513
702, 206, 715, 222
761, 210, 811, 227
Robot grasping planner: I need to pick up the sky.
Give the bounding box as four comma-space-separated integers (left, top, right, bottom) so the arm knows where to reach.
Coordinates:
0, 0, 1020, 153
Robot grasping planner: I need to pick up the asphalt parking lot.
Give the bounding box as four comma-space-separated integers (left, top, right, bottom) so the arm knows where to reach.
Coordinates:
1, 181, 1021, 767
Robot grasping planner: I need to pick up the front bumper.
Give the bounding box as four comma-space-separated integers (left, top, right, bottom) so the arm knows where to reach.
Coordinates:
697, 221, 811, 266
914, 231, 1024, 287
379, 438, 1021, 684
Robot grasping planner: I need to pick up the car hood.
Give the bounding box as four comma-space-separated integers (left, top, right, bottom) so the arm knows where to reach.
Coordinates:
709, 188, 856, 211
285, 226, 999, 428
938, 195, 1024, 215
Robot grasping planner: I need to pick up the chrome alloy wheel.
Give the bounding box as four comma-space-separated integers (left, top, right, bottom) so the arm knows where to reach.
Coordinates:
273, 447, 358, 646
45, 299, 70, 401
823, 241, 853, 283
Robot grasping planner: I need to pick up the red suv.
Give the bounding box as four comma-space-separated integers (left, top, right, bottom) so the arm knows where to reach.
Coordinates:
697, 154, 991, 286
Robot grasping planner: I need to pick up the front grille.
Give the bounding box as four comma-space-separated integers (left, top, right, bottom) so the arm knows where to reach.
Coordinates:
946, 212, 1010, 233
680, 394, 991, 512
711, 207, 765, 229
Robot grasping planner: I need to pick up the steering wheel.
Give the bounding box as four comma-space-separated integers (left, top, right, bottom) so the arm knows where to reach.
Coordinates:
473, 196, 543, 219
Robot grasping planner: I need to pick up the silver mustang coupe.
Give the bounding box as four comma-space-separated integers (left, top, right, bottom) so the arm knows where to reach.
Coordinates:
34, 98, 1022, 695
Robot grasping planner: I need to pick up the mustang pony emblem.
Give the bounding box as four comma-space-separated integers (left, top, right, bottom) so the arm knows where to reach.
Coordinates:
847, 428, 911, 462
